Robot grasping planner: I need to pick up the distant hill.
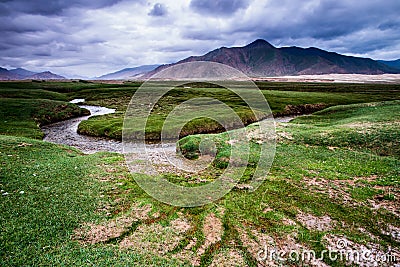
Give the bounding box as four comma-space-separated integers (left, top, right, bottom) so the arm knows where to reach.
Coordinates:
147, 39, 400, 78
378, 59, 400, 70
97, 65, 160, 80
9, 68, 36, 77
0, 68, 65, 80
27, 71, 65, 80
0, 67, 20, 80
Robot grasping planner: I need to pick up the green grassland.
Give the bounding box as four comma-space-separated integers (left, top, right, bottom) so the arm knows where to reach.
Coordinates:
4, 80, 399, 142
75, 82, 399, 141
0, 81, 399, 266
287, 101, 400, 157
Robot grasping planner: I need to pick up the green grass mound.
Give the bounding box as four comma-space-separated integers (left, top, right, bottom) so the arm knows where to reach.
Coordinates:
0, 98, 89, 139
288, 100, 400, 157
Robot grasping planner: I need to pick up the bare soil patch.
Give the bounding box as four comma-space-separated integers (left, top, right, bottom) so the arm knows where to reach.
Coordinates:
72, 203, 152, 244
119, 216, 191, 255
296, 212, 335, 231
209, 248, 246, 267
323, 234, 400, 266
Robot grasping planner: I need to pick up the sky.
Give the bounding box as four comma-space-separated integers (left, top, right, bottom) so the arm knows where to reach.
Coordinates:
1, 0, 400, 78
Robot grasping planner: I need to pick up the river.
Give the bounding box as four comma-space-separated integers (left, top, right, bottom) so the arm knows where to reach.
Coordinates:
41, 99, 296, 154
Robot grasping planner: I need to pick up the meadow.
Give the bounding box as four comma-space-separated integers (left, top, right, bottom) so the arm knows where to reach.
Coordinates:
0, 81, 399, 266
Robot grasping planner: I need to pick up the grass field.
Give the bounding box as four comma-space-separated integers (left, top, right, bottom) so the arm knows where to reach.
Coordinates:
0, 81, 399, 266
75, 82, 400, 141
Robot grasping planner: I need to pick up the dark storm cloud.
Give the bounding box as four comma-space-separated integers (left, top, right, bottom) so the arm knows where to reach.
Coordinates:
306, 1, 398, 40
33, 51, 52, 57
0, 0, 123, 16
148, 3, 167, 16
189, 0, 249, 16
1, 0, 400, 77
182, 29, 223, 41
183, 0, 400, 57
283, 1, 395, 39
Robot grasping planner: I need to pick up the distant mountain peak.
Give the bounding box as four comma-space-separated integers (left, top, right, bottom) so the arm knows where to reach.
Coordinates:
146, 39, 400, 78
27, 71, 65, 80
97, 64, 160, 80
9, 67, 35, 77
245, 39, 274, 49
0, 67, 66, 80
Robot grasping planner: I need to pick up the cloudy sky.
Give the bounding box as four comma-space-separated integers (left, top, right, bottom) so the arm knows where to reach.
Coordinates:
1, 0, 400, 77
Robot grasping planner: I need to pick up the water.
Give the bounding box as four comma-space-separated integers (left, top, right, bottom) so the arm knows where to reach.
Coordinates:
41, 104, 122, 154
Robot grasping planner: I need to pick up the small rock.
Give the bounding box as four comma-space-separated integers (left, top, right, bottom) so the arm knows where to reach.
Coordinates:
18, 143, 32, 147
19, 191, 25, 194
33, 173, 37, 176
2, 192, 9, 196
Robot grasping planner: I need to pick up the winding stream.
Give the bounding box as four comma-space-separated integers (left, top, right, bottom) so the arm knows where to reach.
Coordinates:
41, 104, 123, 154
41, 99, 297, 154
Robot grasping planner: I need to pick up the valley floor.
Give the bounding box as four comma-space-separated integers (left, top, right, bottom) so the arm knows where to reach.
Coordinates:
0, 81, 399, 266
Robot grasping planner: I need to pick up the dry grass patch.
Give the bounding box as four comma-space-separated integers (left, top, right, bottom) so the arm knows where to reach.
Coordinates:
178, 211, 226, 266
73, 217, 133, 245
72, 203, 152, 244
237, 226, 330, 266
199, 212, 224, 252
302, 177, 354, 205
209, 248, 246, 267
296, 211, 334, 231
236, 226, 276, 266
323, 234, 400, 266
119, 217, 191, 255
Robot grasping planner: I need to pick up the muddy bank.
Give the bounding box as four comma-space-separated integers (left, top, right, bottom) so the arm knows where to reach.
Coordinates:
275, 103, 328, 117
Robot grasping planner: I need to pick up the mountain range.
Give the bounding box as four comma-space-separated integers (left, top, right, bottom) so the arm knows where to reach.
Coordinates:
96, 65, 160, 80
147, 39, 400, 78
0, 67, 65, 80
378, 59, 400, 70
1, 40, 399, 80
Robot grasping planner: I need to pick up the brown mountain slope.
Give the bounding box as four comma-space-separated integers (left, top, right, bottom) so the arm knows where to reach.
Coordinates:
147, 39, 400, 78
